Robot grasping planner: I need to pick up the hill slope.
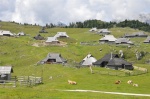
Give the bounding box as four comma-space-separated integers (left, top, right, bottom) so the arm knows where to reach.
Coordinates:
0, 21, 150, 99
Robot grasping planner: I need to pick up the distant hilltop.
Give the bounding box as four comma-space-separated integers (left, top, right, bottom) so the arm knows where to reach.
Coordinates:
57, 22, 67, 27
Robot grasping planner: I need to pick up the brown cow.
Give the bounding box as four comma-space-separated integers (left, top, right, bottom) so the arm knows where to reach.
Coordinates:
115, 80, 121, 84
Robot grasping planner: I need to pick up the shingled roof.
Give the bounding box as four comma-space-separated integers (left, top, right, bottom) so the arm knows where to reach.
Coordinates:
107, 58, 132, 66
0, 66, 13, 74
143, 36, 150, 43
93, 53, 119, 66
39, 53, 67, 64
80, 54, 97, 66
97, 29, 111, 35
45, 37, 58, 42
54, 32, 69, 38
33, 34, 45, 40
99, 35, 117, 42
124, 32, 148, 38
107, 58, 133, 70
89, 27, 97, 32
115, 38, 133, 45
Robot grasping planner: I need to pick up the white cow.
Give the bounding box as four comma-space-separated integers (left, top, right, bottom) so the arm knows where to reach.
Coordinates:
133, 83, 138, 87
127, 80, 133, 84
68, 80, 77, 85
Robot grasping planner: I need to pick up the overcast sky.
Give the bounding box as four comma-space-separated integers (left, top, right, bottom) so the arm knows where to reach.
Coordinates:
0, 0, 150, 25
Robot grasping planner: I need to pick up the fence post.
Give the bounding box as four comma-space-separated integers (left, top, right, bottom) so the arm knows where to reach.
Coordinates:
89, 65, 93, 74
28, 76, 30, 87
3, 80, 5, 87
14, 81, 16, 87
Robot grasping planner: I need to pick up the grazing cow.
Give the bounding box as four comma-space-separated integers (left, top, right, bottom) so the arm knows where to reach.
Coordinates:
49, 76, 53, 80
127, 80, 133, 84
68, 80, 77, 85
133, 83, 138, 87
115, 80, 121, 84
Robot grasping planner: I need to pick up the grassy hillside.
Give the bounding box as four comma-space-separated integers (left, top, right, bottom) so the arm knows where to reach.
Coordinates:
0, 21, 150, 99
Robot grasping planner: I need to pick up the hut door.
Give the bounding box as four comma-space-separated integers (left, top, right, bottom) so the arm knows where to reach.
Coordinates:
101, 62, 108, 67
0, 74, 8, 80
47, 59, 56, 63
122, 64, 125, 69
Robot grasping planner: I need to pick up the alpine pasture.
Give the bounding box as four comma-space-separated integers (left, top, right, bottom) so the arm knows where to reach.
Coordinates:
0, 21, 150, 99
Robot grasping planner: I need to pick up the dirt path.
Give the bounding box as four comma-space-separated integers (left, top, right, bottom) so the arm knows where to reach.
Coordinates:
56, 89, 150, 97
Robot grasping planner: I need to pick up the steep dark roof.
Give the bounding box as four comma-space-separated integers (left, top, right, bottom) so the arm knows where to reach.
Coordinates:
33, 34, 45, 40
107, 58, 132, 66
93, 53, 119, 65
39, 53, 67, 64
39, 27, 48, 33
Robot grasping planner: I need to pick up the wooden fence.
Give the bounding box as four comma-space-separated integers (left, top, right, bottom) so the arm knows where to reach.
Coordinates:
133, 66, 148, 72
0, 76, 17, 87
0, 76, 43, 87
0, 80, 16, 87
92, 70, 127, 76
17, 76, 42, 86
92, 66, 148, 77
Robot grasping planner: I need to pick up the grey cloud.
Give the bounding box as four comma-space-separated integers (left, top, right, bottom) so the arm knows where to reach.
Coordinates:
0, 0, 150, 25
0, 0, 16, 20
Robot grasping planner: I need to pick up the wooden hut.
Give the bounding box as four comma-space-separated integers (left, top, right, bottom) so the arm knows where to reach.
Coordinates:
0, 66, 13, 81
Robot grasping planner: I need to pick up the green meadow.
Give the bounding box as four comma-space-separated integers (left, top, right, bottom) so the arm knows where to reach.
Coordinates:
0, 21, 150, 99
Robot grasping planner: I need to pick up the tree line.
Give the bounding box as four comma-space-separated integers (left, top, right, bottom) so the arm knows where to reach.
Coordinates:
45, 19, 150, 32
8, 19, 150, 32
116, 19, 150, 32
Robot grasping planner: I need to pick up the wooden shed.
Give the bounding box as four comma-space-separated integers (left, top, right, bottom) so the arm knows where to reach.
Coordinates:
124, 32, 148, 38
93, 53, 133, 70
0, 66, 13, 80
39, 53, 67, 64
143, 36, 150, 43
106, 58, 134, 70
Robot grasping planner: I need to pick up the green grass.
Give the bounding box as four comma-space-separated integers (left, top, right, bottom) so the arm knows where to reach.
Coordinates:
0, 21, 150, 99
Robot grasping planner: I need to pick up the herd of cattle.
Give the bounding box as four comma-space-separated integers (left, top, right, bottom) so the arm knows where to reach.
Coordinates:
115, 80, 138, 87
68, 79, 138, 87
